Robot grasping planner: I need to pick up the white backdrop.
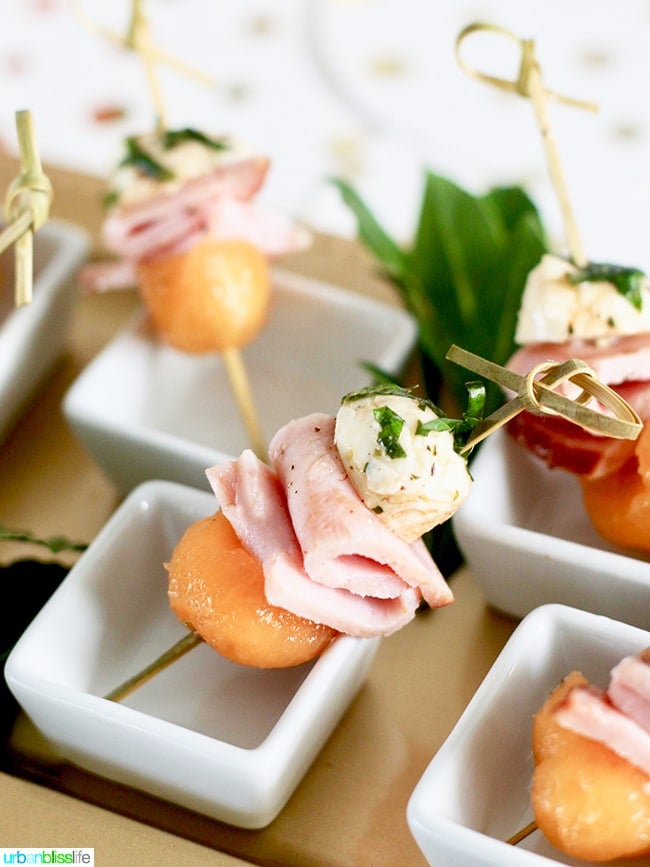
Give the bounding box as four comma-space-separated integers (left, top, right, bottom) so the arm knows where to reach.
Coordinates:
2, 0, 649, 270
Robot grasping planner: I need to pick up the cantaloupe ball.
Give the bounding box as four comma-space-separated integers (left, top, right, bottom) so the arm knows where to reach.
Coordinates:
137, 238, 271, 353
580, 422, 650, 554
167, 511, 338, 668
532, 671, 650, 861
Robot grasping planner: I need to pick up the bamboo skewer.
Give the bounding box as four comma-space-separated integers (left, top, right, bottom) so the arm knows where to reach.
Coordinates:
222, 348, 269, 463
1, 110, 53, 306
446, 345, 642, 455
71, 0, 214, 128
455, 22, 598, 266
105, 632, 203, 702
506, 819, 538, 846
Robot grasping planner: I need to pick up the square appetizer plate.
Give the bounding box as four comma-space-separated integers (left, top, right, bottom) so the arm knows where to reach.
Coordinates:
0, 219, 89, 442
452, 429, 650, 630
62, 268, 417, 494
407, 603, 650, 866
4, 479, 380, 829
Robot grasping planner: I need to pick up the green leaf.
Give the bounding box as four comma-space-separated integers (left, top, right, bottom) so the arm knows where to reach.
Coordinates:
162, 127, 230, 152
568, 262, 647, 312
373, 405, 407, 458
330, 178, 407, 280
120, 137, 175, 181
0, 525, 87, 554
333, 170, 548, 419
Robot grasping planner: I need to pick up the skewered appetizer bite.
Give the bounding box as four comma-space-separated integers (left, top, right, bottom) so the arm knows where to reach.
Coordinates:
505, 254, 650, 553
531, 648, 650, 861
166, 385, 476, 668
84, 127, 310, 353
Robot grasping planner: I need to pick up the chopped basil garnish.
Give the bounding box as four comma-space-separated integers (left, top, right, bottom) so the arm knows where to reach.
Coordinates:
416, 381, 485, 450
342, 383, 435, 413
342, 381, 485, 456
373, 405, 407, 459
102, 189, 121, 210
162, 127, 230, 151
568, 262, 646, 312
120, 136, 175, 181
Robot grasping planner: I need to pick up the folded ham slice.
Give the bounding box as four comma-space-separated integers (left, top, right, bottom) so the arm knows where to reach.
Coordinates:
554, 685, 650, 777
83, 155, 311, 293
268, 413, 454, 609
508, 333, 650, 391
206, 450, 420, 637
608, 653, 650, 734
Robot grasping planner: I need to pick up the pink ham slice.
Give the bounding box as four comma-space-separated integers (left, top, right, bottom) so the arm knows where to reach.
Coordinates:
608, 654, 650, 734
505, 338, 650, 478
102, 157, 270, 261
82, 155, 310, 293
206, 450, 420, 637
268, 413, 454, 609
554, 685, 650, 777
508, 333, 650, 390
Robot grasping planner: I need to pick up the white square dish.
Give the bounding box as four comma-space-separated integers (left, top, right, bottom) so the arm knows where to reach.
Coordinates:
62, 268, 416, 494
407, 603, 650, 866
452, 430, 650, 630
0, 219, 89, 442
4, 480, 380, 829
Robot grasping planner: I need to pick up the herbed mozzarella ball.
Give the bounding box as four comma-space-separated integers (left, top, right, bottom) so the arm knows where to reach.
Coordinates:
108, 130, 253, 207
515, 254, 650, 345
334, 391, 472, 543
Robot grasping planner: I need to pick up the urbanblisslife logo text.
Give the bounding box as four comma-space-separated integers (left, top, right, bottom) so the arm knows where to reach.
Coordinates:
1, 851, 94, 865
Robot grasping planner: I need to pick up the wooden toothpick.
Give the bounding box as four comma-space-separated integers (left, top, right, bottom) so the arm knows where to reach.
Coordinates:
1, 110, 53, 306
71, 0, 215, 131
105, 631, 203, 702
222, 347, 269, 463
506, 819, 538, 846
446, 345, 642, 454
456, 22, 598, 267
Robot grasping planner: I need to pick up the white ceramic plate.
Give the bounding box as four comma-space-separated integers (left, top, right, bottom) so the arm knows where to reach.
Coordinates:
452, 430, 650, 630
407, 603, 650, 866
4, 480, 380, 829
63, 268, 416, 494
0, 219, 89, 442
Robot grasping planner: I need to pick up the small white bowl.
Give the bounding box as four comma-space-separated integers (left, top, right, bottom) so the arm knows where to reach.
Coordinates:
407, 603, 650, 866
4, 480, 380, 829
0, 219, 89, 442
452, 430, 650, 630
63, 268, 416, 494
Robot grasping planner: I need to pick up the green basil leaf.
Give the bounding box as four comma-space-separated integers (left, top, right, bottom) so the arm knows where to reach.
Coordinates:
330, 178, 407, 281
162, 127, 230, 151
373, 405, 407, 458
0, 525, 87, 554
120, 137, 175, 181
568, 262, 646, 312
334, 170, 548, 419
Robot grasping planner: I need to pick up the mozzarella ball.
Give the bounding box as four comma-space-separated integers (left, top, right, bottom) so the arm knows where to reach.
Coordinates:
335, 391, 472, 543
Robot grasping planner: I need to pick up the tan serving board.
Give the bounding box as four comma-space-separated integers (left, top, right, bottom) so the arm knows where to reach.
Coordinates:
0, 154, 517, 865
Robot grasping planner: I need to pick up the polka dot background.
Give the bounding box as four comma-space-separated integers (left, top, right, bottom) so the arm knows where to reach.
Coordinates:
2, 0, 649, 270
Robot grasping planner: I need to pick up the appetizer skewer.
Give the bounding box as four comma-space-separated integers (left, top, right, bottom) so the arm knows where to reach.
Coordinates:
75, 1, 309, 460
522, 649, 650, 861
105, 348, 640, 702
458, 23, 650, 554
84, 128, 309, 462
